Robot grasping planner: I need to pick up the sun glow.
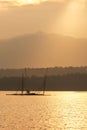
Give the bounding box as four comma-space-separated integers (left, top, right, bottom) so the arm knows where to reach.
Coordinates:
53, 0, 86, 37
18, 0, 46, 5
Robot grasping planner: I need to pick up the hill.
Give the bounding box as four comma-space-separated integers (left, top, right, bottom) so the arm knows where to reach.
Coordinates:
0, 32, 87, 68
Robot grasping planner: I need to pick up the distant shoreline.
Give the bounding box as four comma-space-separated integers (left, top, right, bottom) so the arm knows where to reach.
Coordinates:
0, 73, 87, 91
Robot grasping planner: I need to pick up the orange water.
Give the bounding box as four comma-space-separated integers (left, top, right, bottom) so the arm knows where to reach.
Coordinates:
0, 91, 87, 130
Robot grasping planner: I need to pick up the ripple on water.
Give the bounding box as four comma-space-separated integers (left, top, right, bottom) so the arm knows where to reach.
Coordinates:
0, 91, 87, 130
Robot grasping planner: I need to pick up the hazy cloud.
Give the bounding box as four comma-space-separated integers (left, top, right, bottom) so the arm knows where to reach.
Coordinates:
0, 0, 87, 38
0, 0, 68, 7
0, 0, 67, 38
0, 0, 87, 67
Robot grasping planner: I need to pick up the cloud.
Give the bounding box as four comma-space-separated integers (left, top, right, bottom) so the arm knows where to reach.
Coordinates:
0, 0, 71, 10
0, 0, 18, 5
0, 1, 19, 10
0, 0, 66, 7
0, 0, 87, 39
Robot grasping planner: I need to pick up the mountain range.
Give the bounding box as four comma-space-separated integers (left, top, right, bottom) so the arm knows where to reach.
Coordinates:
0, 32, 87, 68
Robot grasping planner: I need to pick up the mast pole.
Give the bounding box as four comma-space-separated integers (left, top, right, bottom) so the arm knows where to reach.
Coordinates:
43, 75, 46, 95
21, 73, 24, 95
43, 68, 48, 95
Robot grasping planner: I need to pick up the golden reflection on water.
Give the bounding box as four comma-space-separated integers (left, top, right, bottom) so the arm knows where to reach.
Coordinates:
0, 91, 87, 130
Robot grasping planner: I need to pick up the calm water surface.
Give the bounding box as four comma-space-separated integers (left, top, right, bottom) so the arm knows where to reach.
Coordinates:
0, 91, 87, 130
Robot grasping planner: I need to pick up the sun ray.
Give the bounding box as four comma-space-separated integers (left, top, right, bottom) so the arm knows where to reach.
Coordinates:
53, 0, 86, 37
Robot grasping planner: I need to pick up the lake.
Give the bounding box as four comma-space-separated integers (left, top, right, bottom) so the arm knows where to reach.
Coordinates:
0, 91, 87, 130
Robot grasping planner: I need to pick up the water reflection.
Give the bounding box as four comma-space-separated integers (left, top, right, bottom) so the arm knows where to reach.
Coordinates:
0, 91, 87, 130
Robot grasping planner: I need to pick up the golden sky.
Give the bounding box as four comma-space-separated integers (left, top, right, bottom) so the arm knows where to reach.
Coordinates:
0, 0, 48, 6
0, 0, 87, 67
0, 0, 87, 38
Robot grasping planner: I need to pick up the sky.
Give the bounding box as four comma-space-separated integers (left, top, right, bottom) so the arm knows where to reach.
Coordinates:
0, 0, 87, 39
0, 0, 87, 68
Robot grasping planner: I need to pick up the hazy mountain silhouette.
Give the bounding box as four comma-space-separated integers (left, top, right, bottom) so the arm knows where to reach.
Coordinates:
0, 32, 87, 68
0, 67, 87, 78
0, 32, 87, 90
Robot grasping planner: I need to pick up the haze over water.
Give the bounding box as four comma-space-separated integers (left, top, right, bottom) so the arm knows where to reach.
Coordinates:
0, 91, 87, 130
